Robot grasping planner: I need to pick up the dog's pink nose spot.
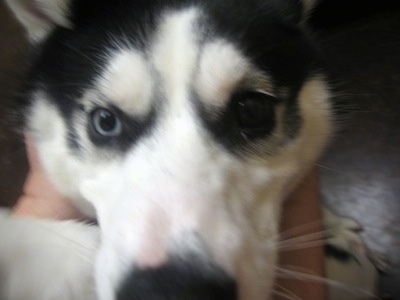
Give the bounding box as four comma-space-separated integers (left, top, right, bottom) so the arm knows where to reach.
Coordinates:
135, 209, 170, 269
136, 242, 168, 269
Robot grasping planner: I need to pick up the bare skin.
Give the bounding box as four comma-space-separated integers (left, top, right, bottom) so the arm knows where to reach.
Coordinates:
12, 135, 85, 220
12, 136, 326, 299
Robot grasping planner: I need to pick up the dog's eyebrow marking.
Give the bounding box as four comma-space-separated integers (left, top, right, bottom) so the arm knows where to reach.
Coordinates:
195, 41, 274, 108
196, 41, 251, 107
97, 50, 153, 116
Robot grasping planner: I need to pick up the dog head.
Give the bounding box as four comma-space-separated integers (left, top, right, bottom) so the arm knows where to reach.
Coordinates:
7, 0, 331, 299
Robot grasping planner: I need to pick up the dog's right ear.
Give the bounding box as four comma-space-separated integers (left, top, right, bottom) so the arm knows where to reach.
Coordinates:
301, 0, 320, 18
5, 0, 73, 43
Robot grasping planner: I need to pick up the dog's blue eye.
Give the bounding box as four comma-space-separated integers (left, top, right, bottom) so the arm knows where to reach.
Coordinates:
235, 92, 276, 135
91, 108, 122, 137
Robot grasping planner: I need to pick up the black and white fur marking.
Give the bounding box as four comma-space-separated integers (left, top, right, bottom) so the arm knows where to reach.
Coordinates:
0, 0, 360, 299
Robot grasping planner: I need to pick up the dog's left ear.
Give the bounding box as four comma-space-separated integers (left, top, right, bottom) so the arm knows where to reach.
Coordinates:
267, 0, 320, 26
5, 0, 73, 43
300, 0, 320, 19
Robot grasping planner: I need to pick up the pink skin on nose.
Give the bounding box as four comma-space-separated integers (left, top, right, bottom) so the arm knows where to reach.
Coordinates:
135, 208, 171, 269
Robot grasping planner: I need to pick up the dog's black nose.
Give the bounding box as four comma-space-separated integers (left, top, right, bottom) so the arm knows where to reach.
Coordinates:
116, 258, 237, 300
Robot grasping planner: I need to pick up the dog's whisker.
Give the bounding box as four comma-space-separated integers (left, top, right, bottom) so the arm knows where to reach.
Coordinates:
271, 283, 303, 300
271, 290, 301, 300
313, 163, 338, 172
278, 220, 323, 239
277, 240, 327, 252
271, 292, 291, 300
265, 229, 333, 252
65, 44, 100, 66
278, 230, 327, 246
34, 223, 98, 254
46, 83, 92, 89
275, 266, 379, 299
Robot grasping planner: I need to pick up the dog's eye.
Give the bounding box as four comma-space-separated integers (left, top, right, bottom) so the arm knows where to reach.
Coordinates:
234, 91, 276, 135
91, 108, 122, 137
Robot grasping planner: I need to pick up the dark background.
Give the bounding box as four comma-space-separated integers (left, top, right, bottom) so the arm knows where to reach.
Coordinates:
0, 0, 399, 298
311, 1, 400, 299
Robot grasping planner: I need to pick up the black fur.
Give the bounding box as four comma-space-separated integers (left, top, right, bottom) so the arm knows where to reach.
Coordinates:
24, 0, 324, 155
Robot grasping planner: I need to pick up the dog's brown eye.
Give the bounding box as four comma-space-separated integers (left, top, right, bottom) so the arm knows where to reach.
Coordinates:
91, 108, 122, 137
235, 92, 276, 135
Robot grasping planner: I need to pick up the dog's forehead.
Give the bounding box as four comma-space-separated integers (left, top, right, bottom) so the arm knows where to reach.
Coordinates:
95, 8, 261, 117
96, 50, 154, 117
34, 1, 314, 123
30, 2, 320, 156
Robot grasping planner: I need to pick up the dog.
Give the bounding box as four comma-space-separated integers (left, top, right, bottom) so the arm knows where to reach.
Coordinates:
1, 0, 383, 299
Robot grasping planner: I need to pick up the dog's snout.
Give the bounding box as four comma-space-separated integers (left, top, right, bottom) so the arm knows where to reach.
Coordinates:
117, 258, 237, 300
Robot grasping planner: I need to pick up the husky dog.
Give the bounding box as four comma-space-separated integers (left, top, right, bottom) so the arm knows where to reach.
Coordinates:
0, 0, 337, 299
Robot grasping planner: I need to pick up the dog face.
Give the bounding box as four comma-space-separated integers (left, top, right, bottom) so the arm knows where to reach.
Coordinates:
7, 0, 332, 299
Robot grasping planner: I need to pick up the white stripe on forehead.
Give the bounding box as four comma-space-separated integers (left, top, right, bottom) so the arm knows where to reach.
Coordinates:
93, 8, 200, 117
92, 7, 271, 118
150, 8, 273, 110
151, 8, 200, 111
97, 50, 153, 116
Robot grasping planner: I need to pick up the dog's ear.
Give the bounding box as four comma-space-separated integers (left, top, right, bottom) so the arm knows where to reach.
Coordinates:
300, 0, 320, 18
5, 0, 72, 42
266, 0, 320, 25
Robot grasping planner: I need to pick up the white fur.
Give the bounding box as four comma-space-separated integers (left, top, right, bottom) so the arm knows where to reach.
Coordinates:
3, 4, 334, 300
96, 50, 154, 117
75, 10, 332, 300
5, 0, 72, 41
0, 210, 98, 300
28, 95, 96, 216
196, 41, 252, 107
151, 7, 200, 117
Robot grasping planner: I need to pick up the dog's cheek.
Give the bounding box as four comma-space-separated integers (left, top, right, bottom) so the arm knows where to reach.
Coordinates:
79, 163, 125, 228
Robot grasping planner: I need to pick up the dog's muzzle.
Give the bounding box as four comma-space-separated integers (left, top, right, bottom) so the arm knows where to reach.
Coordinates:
117, 255, 237, 300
